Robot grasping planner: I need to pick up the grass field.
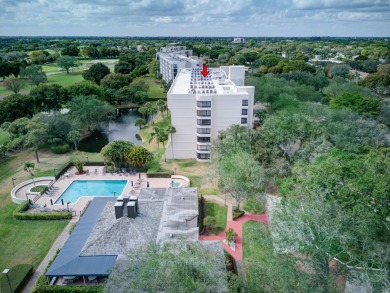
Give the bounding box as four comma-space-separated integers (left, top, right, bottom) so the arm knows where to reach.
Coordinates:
204, 201, 227, 235
47, 72, 84, 87
0, 149, 72, 269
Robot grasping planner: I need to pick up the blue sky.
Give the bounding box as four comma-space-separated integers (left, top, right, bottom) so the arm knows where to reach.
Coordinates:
0, 0, 389, 37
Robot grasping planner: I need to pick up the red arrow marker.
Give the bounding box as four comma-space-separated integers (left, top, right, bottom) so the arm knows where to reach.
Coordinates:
201, 65, 208, 77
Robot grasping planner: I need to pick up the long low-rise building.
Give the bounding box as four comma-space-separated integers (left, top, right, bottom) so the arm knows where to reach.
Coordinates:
166, 65, 254, 161
156, 46, 202, 82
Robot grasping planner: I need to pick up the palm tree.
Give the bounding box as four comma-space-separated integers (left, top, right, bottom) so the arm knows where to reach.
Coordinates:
166, 125, 176, 159
24, 162, 36, 186
134, 118, 146, 130
157, 99, 167, 117
144, 102, 157, 125
149, 127, 168, 161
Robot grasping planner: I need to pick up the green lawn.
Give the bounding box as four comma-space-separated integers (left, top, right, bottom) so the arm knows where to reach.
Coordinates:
205, 201, 227, 235
0, 129, 10, 145
47, 72, 84, 87
41, 64, 62, 73
0, 150, 70, 269
242, 221, 299, 291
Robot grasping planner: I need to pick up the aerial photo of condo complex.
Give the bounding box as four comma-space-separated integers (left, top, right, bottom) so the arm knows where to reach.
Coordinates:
0, 0, 389, 292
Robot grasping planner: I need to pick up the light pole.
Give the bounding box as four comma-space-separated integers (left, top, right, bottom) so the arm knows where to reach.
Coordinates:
174, 168, 176, 175
11, 178, 16, 187
2, 269, 13, 293
67, 201, 71, 212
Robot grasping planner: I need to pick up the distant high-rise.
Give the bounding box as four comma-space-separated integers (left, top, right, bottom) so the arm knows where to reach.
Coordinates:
232, 37, 246, 44
156, 46, 202, 82
166, 65, 254, 161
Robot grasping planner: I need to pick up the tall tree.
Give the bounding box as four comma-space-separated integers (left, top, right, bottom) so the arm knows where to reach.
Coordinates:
56, 56, 79, 74
106, 242, 228, 293
24, 117, 48, 163
3, 77, 26, 94
166, 125, 176, 159
67, 130, 81, 151
68, 95, 114, 131
211, 150, 266, 211
19, 65, 47, 86
156, 99, 167, 116
82, 62, 110, 85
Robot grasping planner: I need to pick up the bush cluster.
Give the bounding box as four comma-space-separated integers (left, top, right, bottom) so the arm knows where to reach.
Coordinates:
50, 143, 70, 154
0, 264, 33, 293
198, 195, 206, 234
232, 209, 245, 220
32, 277, 104, 293
146, 171, 173, 178
13, 202, 72, 220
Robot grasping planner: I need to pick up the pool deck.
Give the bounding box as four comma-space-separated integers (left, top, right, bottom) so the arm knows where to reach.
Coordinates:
18, 166, 188, 214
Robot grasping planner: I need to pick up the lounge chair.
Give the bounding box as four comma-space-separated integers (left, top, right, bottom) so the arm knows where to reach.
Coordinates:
94, 169, 98, 175
102, 168, 106, 175
86, 169, 89, 175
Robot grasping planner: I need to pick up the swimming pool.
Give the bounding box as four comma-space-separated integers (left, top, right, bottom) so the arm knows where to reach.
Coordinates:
55, 180, 128, 204
169, 181, 182, 188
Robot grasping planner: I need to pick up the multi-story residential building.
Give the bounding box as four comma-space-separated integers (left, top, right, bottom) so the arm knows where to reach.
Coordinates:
156, 46, 202, 82
165, 65, 254, 161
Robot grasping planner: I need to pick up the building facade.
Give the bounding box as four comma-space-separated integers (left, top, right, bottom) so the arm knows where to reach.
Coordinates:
166, 65, 254, 161
156, 46, 202, 82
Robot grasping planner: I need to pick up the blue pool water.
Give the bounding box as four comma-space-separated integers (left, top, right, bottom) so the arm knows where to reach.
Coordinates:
55, 180, 128, 204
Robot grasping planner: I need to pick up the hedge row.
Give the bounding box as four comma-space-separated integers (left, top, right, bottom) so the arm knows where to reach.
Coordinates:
32, 277, 104, 293
0, 264, 33, 293
13, 202, 72, 220
146, 171, 173, 178
50, 143, 70, 154
198, 195, 206, 235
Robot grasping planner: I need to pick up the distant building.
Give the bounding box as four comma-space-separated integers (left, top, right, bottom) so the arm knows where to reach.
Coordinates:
156, 46, 202, 82
166, 65, 254, 161
232, 37, 246, 44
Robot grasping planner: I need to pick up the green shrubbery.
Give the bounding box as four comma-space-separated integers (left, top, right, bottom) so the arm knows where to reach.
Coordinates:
32, 276, 104, 293
232, 209, 245, 220
146, 171, 173, 178
13, 202, 72, 220
0, 264, 33, 293
50, 143, 70, 154
30, 185, 48, 195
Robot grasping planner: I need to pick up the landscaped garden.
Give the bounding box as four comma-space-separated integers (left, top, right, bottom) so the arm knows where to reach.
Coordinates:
203, 201, 227, 235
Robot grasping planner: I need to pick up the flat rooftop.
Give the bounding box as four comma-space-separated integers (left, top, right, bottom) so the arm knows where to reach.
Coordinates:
169, 67, 239, 95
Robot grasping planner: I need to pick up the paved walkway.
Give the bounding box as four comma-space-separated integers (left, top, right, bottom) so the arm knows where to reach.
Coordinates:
200, 196, 268, 261
22, 217, 80, 293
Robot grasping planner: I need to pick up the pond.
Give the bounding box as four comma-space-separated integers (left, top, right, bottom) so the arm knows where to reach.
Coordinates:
78, 108, 144, 153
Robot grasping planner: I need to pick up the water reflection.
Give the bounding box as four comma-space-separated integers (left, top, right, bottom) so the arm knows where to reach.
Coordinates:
78, 108, 144, 153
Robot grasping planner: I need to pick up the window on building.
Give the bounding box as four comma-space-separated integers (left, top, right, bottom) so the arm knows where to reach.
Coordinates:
241, 118, 247, 124
242, 109, 248, 115
197, 119, 211, 126
197, 110, 211, 117
197, 145, 210, 151
197, 101, 211, 107
197, 128, 211, 134
197, 136, 211, 143
242, 99, 248, 106
197, 153, 210, 160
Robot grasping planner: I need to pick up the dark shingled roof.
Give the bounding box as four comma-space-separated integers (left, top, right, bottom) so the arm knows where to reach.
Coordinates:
46, 197, 117, 277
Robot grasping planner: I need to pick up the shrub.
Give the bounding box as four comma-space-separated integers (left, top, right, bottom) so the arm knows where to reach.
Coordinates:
244, 197, 265, 214
225, 228, 238, 243
30, 185, 48, 195
0, 264, 33, 293
13, 203, 72, 220
198, 195, 206, 234
32, 276, 104, 293
146, 171, 173, 178
232, 209, 245, 220
204, 216, 216, 230
50, 143, 70, 154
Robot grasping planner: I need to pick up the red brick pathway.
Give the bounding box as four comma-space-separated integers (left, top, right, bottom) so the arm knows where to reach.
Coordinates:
200, 213, 268, 261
